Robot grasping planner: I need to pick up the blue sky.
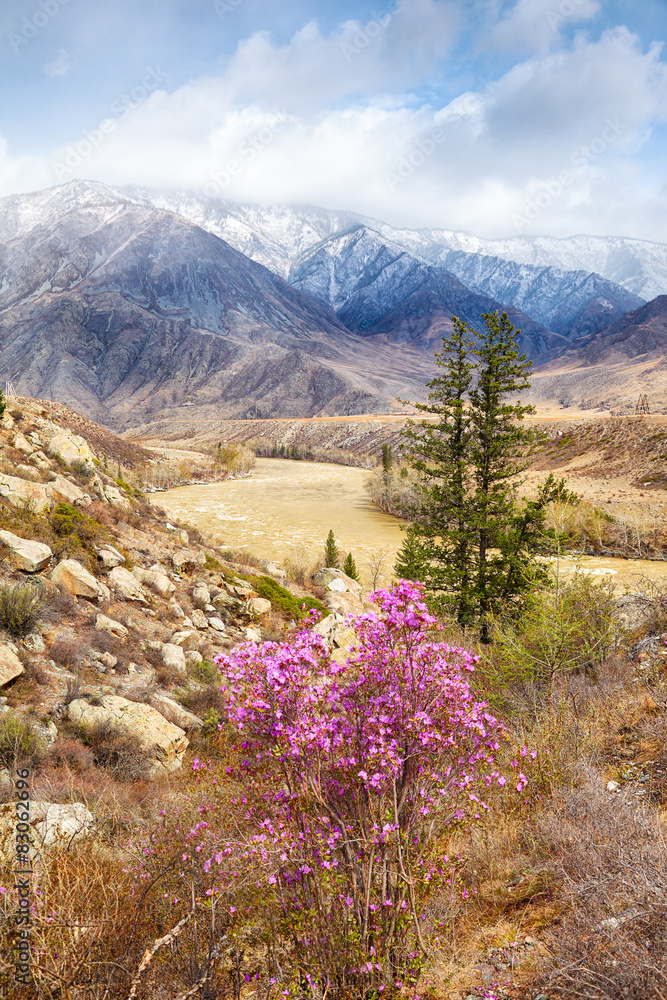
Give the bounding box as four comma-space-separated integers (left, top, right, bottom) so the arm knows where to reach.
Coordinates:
1, 0, 666, 240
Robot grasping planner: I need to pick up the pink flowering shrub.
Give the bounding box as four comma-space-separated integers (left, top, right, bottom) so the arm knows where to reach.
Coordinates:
208, 581, 515, 996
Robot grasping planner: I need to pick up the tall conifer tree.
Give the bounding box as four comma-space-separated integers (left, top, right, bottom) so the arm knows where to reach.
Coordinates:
403, 311, 568, 639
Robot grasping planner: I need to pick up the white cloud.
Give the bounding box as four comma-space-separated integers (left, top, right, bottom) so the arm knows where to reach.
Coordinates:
485, 0, 601, 53
42, 49, 71, 78
0, 10, 666, 242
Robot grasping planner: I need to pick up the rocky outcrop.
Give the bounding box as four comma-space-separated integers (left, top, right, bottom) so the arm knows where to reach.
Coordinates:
48, 431, 95, 472
0, 800, 94, 851
108, 566, 148, 604
149, 692, 203, 731
0, 530, 52, 572
0, 645, 24, 686
51, 559, 107, 600
0, 474, 51, 511
67, 695, 188, 774
97, 545, 126, 569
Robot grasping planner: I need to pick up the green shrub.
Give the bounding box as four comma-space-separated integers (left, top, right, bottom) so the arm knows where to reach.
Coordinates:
0, 582, 46, 636
246, 575, 328, 621
482, 574, 618, 713
50, 503, 108, 546
187, 657, 219, 684
0, 713, 45, 767
204, 554, 222, 571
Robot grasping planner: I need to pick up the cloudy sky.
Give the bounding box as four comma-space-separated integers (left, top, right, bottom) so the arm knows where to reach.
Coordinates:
1, 0, 666, 240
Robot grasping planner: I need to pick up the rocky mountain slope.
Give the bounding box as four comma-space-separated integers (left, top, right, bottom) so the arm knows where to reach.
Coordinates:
0, 189, 436, 427
289, 226, 566, 357
527, 295, 667, 413
2, 181, 667, 424
434, 250, 643, 338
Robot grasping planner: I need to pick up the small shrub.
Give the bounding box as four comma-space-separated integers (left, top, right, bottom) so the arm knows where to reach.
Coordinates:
187, 657, 219, 684
50, 502, 108, 545
246, 574, 328, 621
0, 712, 45, 768
77, 720, 152, 781
0, 582, 46, 636
50, 636, 84, 669
204, 553, 221, 571
48, 736, 94, 773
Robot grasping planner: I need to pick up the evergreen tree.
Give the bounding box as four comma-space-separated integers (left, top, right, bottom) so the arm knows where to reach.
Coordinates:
403, 311, 569, 640
0, 390, 5, 419
343, 551, 360, 582
381, 443, 393, 474
324, 529, 340, 568
394, 527, 426, 581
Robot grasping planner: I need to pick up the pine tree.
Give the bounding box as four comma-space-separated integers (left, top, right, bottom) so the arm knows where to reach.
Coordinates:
403, 311, 568, 640
381, 443, 393, 474
394, 527, 426, 581
0, 390, 5, 419
343, 551, 360, 582
324, 529, 340, 568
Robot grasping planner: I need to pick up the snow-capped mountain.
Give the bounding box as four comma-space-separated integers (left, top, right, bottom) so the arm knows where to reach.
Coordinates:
122, 185, 667, 304
430, 250, 643, 338
289, 226, 565, 357
2, 179, 667, 423
0, 186, 437, 427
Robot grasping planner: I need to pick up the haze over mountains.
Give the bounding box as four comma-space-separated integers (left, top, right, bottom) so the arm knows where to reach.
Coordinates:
0, 180, 666, 430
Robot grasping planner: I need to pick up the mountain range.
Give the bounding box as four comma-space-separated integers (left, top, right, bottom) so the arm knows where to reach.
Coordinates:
0, 179, 666, 429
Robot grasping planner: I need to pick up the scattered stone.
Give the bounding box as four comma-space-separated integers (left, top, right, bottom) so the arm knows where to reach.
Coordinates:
170, 630, 199, 651
0, 530, 52, 572
108, 566, 148, 604
192, 581, 211, 607
67, 695, 188, 774
207, 617, 226, 633
264, 561, 286, 579
48, 474, 87, 505
0, 646, 24, 687
607, 780, 620, 792
191, 609, 208, 629
95, 614, 129, 638
313, 567, 361, 594
22, 633, 45, 654
132, 566, 175, 597
100, 652, 118, 670
168, 601, 186, 619
244, 627, 262, 643
185, 650, 203, 666
0, 801, 94, 849
97, 545, 126, 569
172, 548, 206, 572
51, 558, 105, 600
150, 692, 204, 730
103, 485, 130, 507
29, 450, 51, 471
159, 642, 187, 677
12, 432, 34, 455
248, 597, 271, 617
